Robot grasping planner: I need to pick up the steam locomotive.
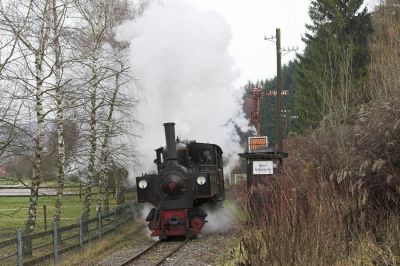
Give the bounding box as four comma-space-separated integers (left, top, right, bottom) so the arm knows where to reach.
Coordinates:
136, 123, 225, 239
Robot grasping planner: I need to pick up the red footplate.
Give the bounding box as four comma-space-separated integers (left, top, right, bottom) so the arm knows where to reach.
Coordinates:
149, 209, 205, 238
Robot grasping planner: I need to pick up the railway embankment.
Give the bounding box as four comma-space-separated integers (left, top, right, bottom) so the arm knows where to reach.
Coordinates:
50, 219, 238, 266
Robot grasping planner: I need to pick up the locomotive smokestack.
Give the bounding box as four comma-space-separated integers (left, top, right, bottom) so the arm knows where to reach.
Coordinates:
163, 122, 177, 160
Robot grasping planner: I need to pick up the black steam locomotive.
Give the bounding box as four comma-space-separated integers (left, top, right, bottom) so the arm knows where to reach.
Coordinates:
136, 123, 225, 239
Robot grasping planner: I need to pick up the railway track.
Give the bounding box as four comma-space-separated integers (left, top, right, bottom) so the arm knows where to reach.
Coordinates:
119, 238, 190, 266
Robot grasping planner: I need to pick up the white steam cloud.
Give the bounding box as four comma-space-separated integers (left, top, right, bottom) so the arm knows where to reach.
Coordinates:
138, 203, 159, 241
117, 0, 251, 177
201, 205, 235, 235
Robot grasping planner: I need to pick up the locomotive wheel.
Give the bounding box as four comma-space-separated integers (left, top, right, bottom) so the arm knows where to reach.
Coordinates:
159, 231, 167, 240
186, 229, 195, 239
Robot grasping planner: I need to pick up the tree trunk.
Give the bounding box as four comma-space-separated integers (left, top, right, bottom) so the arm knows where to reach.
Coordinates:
99, 72, 120, 214
52, 0, 66, 226
115, 162, 126, 206
24, 51, 46, 255
24, 2, 50, 253
81, 55, 98, 224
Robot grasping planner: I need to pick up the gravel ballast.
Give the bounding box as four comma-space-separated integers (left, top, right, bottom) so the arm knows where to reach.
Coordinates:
97, 231, 237, 266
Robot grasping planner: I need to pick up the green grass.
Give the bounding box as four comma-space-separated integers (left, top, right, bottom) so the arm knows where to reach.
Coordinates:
0, 191, 136, 237
224, 198, 247, 223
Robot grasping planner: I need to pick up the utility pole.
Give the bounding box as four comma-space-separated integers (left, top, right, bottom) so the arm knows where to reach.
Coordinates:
264, 28, 297, 151
276, 28, 283, 151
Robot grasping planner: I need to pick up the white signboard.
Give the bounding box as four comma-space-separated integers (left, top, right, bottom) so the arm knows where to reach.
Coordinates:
253, 161, 274, 175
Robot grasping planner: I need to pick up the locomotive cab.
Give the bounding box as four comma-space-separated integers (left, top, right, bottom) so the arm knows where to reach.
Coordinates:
188, 142, 225, 202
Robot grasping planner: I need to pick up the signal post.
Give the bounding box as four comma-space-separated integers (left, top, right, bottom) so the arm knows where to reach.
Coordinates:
240, 28, 295, 190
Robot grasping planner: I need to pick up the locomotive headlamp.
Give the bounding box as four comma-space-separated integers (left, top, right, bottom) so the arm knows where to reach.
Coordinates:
197, 176, 206, 185
138, 180, 148, 189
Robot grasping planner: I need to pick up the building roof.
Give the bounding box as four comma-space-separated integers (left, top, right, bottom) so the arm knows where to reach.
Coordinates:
238, 147, 288, 159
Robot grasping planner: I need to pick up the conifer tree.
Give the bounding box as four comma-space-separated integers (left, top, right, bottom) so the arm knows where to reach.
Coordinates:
295, 0, 373, 128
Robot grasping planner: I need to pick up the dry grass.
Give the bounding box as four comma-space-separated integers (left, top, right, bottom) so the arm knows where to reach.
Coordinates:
229, 127, 400, 265
338, 215, 400, 265
229, 139, 350, 265
55, 221, 146, 266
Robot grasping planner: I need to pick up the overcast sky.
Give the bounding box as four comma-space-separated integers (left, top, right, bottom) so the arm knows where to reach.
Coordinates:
187, 0, 380, 84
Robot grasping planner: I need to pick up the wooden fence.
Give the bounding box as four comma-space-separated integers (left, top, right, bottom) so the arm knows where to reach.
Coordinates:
0, 202, 139, 266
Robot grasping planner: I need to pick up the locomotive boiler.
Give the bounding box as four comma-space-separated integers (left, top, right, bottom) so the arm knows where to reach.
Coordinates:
136, 122, 225, 239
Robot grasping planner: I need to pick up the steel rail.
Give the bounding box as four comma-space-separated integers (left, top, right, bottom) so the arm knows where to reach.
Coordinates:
154, 238, 190, 266
119, 241, 161, 266
119, 238, 190, 266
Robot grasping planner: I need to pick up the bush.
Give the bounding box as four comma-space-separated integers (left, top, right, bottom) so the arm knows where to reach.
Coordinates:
229, 94, 400, 264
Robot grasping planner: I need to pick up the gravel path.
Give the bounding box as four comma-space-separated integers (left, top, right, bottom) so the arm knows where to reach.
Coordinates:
98, 231, 237, 266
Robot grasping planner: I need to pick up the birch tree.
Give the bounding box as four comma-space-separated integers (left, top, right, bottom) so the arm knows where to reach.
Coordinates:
0, 0, 53, 235
50, 0, 70, 226
98, 61, 131, 213
24, 0, 51, 235
72, 0, 143, 220
73, 0, 116, 222
98, 71, 121, 214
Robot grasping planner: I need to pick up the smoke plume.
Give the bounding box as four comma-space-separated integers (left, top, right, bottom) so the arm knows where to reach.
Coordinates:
117, 0, 251, 178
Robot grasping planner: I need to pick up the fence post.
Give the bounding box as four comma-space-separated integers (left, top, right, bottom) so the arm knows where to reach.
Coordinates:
126, 204, 130, 221
114, 208, 117, 230
131, 203, 136, 220
97, 212, 102, 240
43, 205, 47, 230
16, 229, 23, 266
79, 218, 84, 249
122, 204, 125, 223
53, 223, 58, 264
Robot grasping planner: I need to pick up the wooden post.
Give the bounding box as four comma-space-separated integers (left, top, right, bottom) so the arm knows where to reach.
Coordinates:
246, 160, 254, 190
79, 183, 82, 199
97, 212, 102, 240
53, 223, 58, 264
43, 205, 47, 231
16, 229, 23, 266
115, 178, 118, 204
122, 204, 125, 223
114, 208, 117, 230
276, 28, 283, 151
129, 204, 133, 220
79, 218, 84, 248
